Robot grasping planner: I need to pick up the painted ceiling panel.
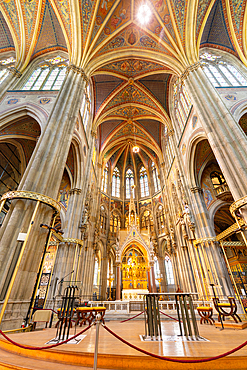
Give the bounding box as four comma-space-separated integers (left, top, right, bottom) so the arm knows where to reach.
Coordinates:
52, 0, 72, 44
93, 74, 124, 113
168, 0, 186, 44
100, 119, 123, 147
21, 0, 40, 45
100, 84, 160, 117
94, 23, 174, 60
0, 11, 14, 51
201, 0, 235, 52
196, 0, 214, 39
138, 73, 171, 113
112, 106, 156, 119
97, 59, 170, 78
33, 0, 67, 58
229, 0, 246, 35
136, 119, 161, 146
1, 0, 20, 43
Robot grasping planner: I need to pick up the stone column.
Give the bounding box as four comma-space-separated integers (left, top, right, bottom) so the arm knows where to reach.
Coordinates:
185, 65, 247, 201
147, 268, 151, 292
150, 263, 157, 293
116, 263, 121, 300
0, 68, 22, 101
0, 66, 87, 315
100, 252, 108, 301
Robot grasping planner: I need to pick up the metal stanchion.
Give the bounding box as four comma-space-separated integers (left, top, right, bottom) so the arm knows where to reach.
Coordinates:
93, 313, 101, 370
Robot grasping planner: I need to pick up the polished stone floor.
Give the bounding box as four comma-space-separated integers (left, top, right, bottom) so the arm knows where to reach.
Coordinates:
1, 319, 247, 369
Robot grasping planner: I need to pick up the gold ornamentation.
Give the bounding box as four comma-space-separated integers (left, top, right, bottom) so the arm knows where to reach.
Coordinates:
0, 190, 61, 214
216, 219, 245, 241
229, 195, 247, 215
63, 238, 84, 246
193, 237, 216, 245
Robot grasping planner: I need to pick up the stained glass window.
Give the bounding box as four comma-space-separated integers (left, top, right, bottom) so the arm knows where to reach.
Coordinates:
22, 55, 68, 91
101, 163, 108, 193
165, 255, 174, 285
112, 167, 120, 197
200, 52, 247, 87
0, 56, 15, 85
152, 162, 161, 192
140, 166, 149, 197
173, 81, 192, 131
126, 168, 135, 198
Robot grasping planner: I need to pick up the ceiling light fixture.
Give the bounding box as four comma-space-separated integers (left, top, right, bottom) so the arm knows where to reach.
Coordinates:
137, 4, 152, 26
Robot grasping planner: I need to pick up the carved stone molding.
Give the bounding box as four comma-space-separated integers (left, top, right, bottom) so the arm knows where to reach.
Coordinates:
8, 67, 22, 78
69, 188, 82, 195
67, 64, 88, 82
181, 61, 201, 83
0, 190, 61, 213
190, 186, 203, 194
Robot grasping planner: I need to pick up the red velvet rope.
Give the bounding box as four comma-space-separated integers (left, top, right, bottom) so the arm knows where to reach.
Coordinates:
159, 310, 179, 322
120, 311, 144, 323
0, 324, 91, 350
103, 324, 247, 363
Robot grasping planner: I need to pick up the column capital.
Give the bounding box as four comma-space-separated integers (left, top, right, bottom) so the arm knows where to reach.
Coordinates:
9, 67, 22, 78
67, 64, 88, 82
190, 186, 203, 194
91, 130, 97, 137
181, 61, 201, 83
69, 188, 82, 195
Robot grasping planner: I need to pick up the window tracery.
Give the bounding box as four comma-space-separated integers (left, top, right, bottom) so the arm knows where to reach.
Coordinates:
100, 205, 107, 234
126, 168, 135, 198
165, 255, 174, 285
141, 210, 153, 232
139, 166, 149, 197
0, 57, 15, 85
152, 162, 161, 192
110, 211, 120, 233
22, 56, 68, 91
101, 163, 108, 193
200, 52, 247, 87
80, 83, 91, 130
157, 204, 166, 234
112, 167, 120, 197
173, 80, 192, 131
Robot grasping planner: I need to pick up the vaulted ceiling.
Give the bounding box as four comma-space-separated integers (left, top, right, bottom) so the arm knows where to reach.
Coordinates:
0, 0, 246, 173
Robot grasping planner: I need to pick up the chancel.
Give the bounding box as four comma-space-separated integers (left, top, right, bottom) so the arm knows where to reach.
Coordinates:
0, 0, 247, 369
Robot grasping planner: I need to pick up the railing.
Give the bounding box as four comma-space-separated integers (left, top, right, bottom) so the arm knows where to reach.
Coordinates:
214, 184, 230, 196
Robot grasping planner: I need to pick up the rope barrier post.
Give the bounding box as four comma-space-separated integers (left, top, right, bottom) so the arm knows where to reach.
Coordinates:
146, 295, 154, 338
156, 296, 162, 340
93, 313, 101, 370
152, 295, 158, 339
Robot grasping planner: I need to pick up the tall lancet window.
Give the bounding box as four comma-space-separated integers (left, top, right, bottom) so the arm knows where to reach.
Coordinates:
112, 167, 120, 197
126, 168, 135, 198
152, 162, 161, 192
22, 56, 68, 91
101, 163, 108, 193
200, 52, 247, 87
0, 57, 15, 85
140, 166, 149, 197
